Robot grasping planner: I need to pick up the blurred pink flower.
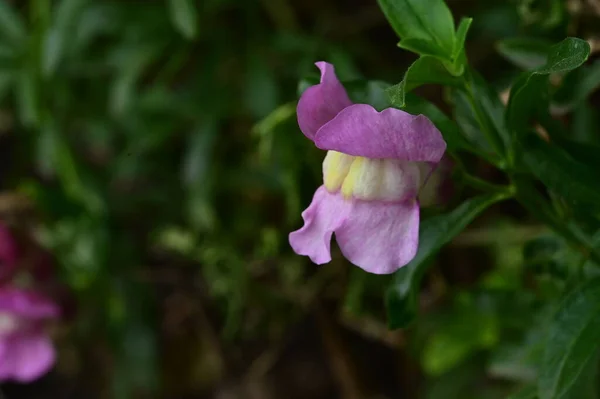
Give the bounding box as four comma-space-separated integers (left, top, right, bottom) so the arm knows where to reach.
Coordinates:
0, 287, 60, 382
289, 62, 447, 274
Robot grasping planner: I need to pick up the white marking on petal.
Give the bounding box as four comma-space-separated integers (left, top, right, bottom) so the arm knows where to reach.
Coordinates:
322, 151, 423, 201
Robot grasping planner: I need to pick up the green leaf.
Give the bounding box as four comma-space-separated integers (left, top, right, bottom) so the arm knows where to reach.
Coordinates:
15, 69, 39, 128
509, 385, 538, 399
519, 133, 600, 209
43, 0, 90, 76
506, 72, 548, 132
377, 0, 455, 53
0, 0, 26, 45
468, 71, 510, 147
507, 38, 590, 131
452, 70, 509, 159
537, 37, 590, 74
183, 122, 217, 231
397, 38, 448, 59
538, 278, 600, 399
109, 44, 163, 116
386, 56, 460, 108
386, 193, 508, 329
452, 89, 493, 153
496, 37, 552, 70
168, 0, 198, 40
453, 17, 472, 58
41, 120, 105, 216
449, 17, 472, 75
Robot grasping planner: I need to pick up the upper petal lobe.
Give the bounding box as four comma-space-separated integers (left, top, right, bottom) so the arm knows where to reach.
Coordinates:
297, 62, 352, 140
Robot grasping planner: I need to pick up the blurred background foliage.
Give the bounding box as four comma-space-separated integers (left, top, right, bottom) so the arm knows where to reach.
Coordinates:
0, 0, 599, 398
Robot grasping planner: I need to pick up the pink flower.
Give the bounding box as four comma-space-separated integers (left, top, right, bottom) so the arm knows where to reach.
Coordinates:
289, 62, 447, 274
0, 287, 60, 382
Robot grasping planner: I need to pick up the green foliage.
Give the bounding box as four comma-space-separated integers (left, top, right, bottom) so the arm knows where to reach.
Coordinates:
382, 4, 600, 399
507, 38, 590, 132
553, 61, 600, 111
386, 56, 461, 107
509, 385, 537, 399
520, 133, 600, 210
538, 279, 600, 399
168, 0, 198, 40
377, 0, 456, 51
386, 193, 509, 329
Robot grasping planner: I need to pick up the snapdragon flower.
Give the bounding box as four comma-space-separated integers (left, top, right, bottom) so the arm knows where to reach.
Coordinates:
289, 62, 447, 274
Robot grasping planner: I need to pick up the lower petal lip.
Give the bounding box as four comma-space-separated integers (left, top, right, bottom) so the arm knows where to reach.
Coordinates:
335, 198, 420, 274
289, 186, 420, 274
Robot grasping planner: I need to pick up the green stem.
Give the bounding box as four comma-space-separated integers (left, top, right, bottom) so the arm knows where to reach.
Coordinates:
462, 173, 513, 195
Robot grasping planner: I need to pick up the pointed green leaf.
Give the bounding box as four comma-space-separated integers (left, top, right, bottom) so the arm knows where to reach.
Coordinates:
538, 279, 600, 399
386, 56, 460, 108
43, 0, 90, 76
377, 0, 455, 53
452, 70, 509, 159
448, 17, 472, 75
507, 38, 590, 131
537, 37, 590, 74
168, 0, 198, 40
16, 69, 39, 127
453, 17, 472, 57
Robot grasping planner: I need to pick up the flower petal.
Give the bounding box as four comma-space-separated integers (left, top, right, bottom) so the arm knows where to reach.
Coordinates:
297, 62, 352, 140
336, 199, 420, 274
0, 288, 59, 320
0, 332, 55, 382
315, 104, 446, 162
289, 186, 351, 264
